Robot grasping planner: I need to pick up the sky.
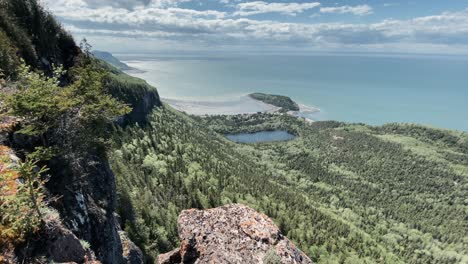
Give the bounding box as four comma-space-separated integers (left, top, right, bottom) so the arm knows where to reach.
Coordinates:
40, 0, 468, 54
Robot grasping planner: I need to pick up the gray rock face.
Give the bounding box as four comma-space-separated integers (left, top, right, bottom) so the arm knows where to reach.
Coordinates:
47, 155, 144, 264
47, 226, 87, 263
119, 231, 145, 264
158, 204, 313, 264
127, 91, 161, 124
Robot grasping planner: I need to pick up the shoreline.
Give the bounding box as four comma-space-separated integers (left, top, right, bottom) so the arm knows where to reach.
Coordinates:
162, 95, 280, 115
123, 68, 147, 74
120, 58, 320, 122
162, 95, 320, 123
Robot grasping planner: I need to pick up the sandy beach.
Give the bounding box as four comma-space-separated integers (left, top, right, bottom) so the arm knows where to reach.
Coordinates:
162, 95, 281, 115
163, 95, 319, 123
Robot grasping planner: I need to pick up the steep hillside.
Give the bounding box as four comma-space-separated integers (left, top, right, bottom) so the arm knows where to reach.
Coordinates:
199, 113, 468, 264
0, 0, 160, 263
0, 0, 78, 76
92, 51, 134, 71
111, 108, 467, 263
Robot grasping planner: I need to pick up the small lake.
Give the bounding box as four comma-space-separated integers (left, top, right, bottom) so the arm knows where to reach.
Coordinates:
226, 130, 295, 143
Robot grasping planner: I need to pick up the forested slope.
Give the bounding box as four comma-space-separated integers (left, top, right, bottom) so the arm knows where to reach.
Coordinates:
0, 0, 78, 77
111, 110, 467, 263
202, 114, 468, 263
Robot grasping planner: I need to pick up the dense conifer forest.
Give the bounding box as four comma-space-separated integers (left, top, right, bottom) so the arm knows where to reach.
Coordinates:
249, 93, 300, 112
110, 110, 467, 263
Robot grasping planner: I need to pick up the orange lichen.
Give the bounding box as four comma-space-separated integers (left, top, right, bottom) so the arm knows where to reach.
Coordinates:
0, 116, 17, 133
0, 145, 18, 197
0, 145, 20, 260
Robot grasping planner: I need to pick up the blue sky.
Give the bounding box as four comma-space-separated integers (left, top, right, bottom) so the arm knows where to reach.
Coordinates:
41, 0, 468, 54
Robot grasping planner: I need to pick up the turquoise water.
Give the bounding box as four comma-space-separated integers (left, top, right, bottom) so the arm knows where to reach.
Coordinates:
117, 53, 468, 131
226, 131, 295, 143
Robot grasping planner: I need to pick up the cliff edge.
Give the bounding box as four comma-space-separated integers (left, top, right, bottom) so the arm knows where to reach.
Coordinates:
158, 204, 312, 264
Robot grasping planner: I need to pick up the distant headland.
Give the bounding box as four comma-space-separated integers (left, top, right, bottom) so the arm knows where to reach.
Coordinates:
161, 92, 320, 124
248, 92, 300, 112
92, 50, 145, 73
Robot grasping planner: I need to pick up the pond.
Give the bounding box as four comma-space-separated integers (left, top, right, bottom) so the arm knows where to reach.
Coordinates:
225, 130, 296, 144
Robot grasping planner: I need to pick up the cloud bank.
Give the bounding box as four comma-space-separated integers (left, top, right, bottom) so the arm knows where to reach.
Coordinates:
40, 0, 468, 53
233, 1, 321, 16
320, 5, 373, 16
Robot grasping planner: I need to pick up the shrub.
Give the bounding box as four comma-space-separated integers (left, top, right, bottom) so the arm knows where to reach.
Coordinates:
0, 29, 20, 78
80, 239, 91, 250
0, 147, 47, 248
3, 61, 131, 154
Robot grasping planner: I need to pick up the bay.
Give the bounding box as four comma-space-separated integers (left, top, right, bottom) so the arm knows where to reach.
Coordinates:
117, 52, 468, 131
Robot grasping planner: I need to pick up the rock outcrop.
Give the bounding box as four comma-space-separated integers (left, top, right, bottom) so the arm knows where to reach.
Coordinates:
158, 204, 312, 264
119, 231, 145, 263
1, 1, 156, 262
46, 155, 137, 264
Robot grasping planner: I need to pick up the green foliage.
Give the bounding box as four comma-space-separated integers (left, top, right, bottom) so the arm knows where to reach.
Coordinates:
3, 61, 131, 154
377, 123, 468, 154
92, 50, 133, 71
0, 2, 36, 74
249, 93, 300, 112
2, 3, 464, 263
0, 0, 77, 73
0, 150, 48, 247
17, 156, 49, 222
4, 63, 68, 138
193, 112, 303, 135
206, 114, 468, 263
80, 239, 91, 250
110, 108, 467, 264
106, 71, 159, 112
109, 108, 393, 263
91, 51, 161, 124
66, 62, 132, 152
0, 29, 20, 78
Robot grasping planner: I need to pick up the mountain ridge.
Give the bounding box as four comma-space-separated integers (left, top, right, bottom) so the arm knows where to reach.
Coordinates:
92, 50, 143, 73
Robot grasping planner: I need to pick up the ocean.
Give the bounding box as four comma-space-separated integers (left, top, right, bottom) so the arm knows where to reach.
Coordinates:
116, 52, 468, 131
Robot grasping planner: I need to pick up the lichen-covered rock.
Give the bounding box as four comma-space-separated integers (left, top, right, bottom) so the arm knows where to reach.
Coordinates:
158, 204, 312, 264
11, 207, 101, 263
158, 248, 182, 264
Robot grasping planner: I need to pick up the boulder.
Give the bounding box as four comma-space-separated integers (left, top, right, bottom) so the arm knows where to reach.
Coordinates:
158, 204, 312, 264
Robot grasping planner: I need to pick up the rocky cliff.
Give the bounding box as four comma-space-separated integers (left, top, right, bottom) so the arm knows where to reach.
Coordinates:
2, 103, 146, 264
0, 1, 159, 262
158, 204, 312, 264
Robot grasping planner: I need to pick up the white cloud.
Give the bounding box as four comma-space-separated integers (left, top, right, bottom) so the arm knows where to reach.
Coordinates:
320, 5, 373, 16
148, 0, 194, 8
41, 0, 468, 53
233, 1, 321, 16
40, 0, 194, 9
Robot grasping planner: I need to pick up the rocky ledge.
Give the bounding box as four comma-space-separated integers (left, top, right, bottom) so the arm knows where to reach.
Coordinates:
158, 204, 312, 264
